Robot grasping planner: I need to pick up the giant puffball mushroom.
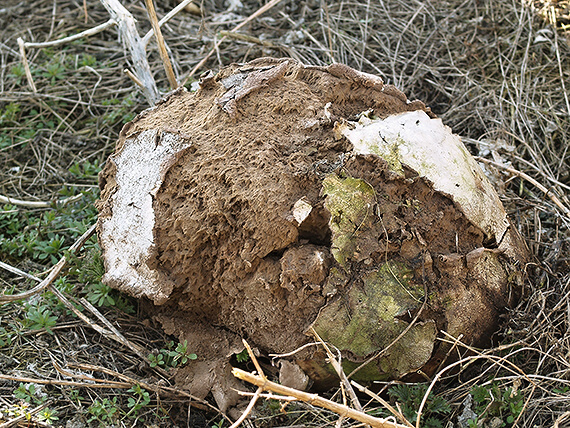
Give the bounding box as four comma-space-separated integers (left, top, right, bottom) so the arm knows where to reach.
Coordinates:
97, 58, 528, 411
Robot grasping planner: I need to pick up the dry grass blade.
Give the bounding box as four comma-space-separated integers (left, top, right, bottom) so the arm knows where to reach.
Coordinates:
144, 0, 178, 89
187, 0, 285, 79
476, 156, 570, 217
351, 381, 414, 428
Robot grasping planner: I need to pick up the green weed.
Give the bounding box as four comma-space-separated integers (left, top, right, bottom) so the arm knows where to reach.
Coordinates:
37, 407, 59, 425
7, 64, 26, 85
14, 383, 46, 405
79, 53, 97, 67
148, 340, 197, 369
235, 348, 250, 362
388, 384, 451, 428
88, 397, 119, 425
24, 304, 58, 334
125, 384, 151, 418
42, 61, 66, 84
67, 389, 85, 406
468, 384, 524, 427
0, 325, 14, 347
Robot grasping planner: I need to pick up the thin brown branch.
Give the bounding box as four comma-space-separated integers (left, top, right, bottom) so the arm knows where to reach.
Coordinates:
144, 0, 178, 89
0, 374, 131, 389
232, 368, 409, 428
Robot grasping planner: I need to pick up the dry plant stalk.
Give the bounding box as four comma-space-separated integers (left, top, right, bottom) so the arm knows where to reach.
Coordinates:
233, 367, 408, 428
232, 340, 408, 428
144, 0, 178, 89
309, 327, 363, 412
476, 156, 570, 218
99, 0, 160, 104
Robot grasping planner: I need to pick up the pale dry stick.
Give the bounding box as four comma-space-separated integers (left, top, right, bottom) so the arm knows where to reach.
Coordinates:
186, 0, 284, 80
229, 387, 263, 428
144, 0, 178, 89
16, 18, 116, 95
0, 374, 131, 389
243, 339, 265, 379
218, 31, 276, 48
47, 285, 130, 346
554, 411, 570, 428
232, 368, 409, 428
142, 0, 195, 46
22, 19, 117, 48
321, 1, 336, 64
0, 260, 43, 282
350, 381, 414, 428
0, 400, 52, 428
432, 333, 464, 376
80, 296, 146, 357
279, 11, 335, 64
124, 68, 145, 88
268, 342, 320, 358
0, 257, 116, 338
0, 223, 96, 303
0, 251, 166, 378
553, 19, 570, 119
511, 154, 570, 192
309, 327, 364, 413
237, 391, 296, 401
83, 0, 88, 23
52, 359, 127, 385
359, 0, 372, 70
475, 156, 570, 218
99, 0, 160, 104
16, 37, 36, 92
437, 332, 543, 383
393, 3, 425, 87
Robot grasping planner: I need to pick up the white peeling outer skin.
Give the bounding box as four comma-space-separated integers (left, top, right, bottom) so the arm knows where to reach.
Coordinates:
342, 110, 509, 244
99, 130, 190, 304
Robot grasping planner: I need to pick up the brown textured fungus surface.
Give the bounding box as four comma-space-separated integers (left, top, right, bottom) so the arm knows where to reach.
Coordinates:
97, 58, 527, 410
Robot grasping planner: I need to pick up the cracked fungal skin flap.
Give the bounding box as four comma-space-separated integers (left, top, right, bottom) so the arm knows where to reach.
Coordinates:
311, 261, 436, 381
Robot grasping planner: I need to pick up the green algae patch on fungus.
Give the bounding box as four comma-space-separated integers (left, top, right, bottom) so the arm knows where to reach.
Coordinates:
322, 174, 376, 268
311, 262, 436, 380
